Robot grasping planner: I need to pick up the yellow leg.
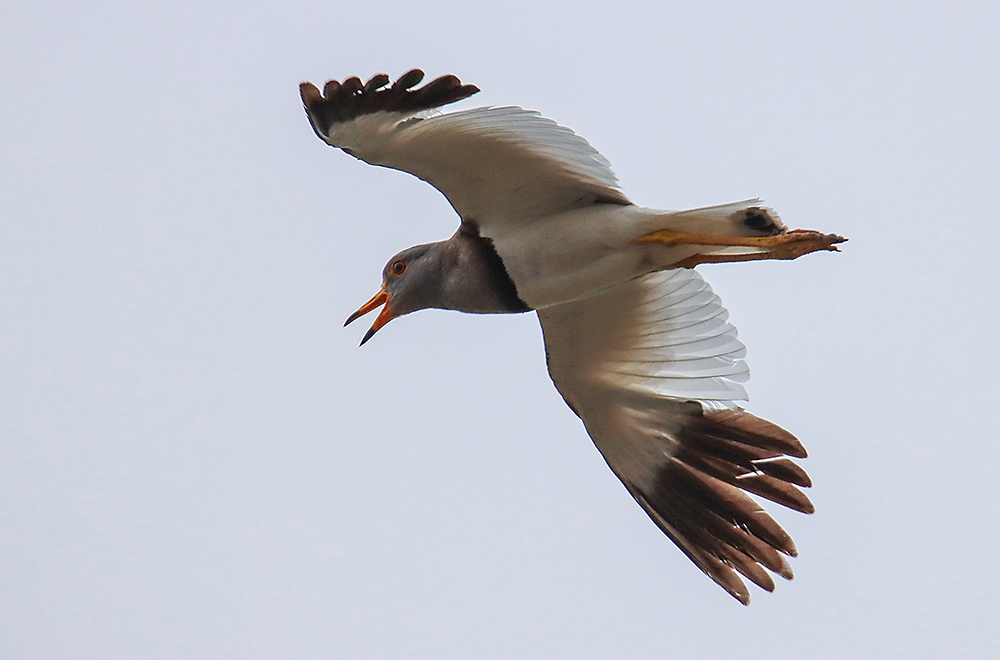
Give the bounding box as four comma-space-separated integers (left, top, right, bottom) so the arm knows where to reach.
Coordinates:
635, 228, 847, 267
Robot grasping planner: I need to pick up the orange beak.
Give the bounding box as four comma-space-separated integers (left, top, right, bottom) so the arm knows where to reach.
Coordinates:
344, 284, 395, 345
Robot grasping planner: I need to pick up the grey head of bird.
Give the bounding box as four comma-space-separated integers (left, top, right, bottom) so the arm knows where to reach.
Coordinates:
343, 242, 444, 345
344, 229, 531, 345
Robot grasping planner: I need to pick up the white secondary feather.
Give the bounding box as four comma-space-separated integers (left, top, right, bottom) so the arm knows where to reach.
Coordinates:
538, 268, 750, 488
315, 106, 629, 226
539, 268, 749, 411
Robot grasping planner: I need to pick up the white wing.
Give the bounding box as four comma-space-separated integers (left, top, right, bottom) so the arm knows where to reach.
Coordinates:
538, 269, 813, 604
300, 70, 630, 228
540, 269, 750, 408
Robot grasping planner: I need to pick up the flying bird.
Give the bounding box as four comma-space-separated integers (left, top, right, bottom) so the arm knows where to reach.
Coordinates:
300, 69, 845, 604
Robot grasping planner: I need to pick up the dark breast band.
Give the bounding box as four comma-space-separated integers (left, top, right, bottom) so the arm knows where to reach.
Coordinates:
458, 220, 531, 313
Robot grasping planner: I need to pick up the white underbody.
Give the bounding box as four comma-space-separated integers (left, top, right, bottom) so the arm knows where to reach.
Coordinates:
490, 201, 770, 309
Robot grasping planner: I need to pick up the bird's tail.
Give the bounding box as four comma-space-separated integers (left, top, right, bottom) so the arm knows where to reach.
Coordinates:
650, 199, 786, 239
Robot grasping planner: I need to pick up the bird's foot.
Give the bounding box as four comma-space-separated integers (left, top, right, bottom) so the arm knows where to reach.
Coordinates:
635, 228, 847, 268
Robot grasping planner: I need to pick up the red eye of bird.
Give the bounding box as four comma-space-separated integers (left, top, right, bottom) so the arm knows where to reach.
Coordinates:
390, 259, 407, 275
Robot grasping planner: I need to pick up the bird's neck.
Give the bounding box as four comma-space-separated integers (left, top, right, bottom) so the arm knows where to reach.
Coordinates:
437, 229, 531, 314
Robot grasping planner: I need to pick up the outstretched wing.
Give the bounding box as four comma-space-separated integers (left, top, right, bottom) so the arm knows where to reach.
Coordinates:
300, 70, 630, 228
538, 268, 813, 604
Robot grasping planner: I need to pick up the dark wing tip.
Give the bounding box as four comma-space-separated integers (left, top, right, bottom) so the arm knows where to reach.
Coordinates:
394, 68, 425, 89
364, 73, 390, 93
631, 406, 813, 602
300, 69, 481, 138
299, 81, 322, 106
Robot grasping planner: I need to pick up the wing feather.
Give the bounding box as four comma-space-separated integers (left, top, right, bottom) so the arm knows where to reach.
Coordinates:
301, 70, 630, 228
540, 269, 750, 406
538, 269, 812, 604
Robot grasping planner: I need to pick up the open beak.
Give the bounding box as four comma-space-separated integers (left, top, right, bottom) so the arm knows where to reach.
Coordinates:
344, 284, 395, 345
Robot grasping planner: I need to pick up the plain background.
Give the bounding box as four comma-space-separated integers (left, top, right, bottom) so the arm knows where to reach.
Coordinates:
3, 1, 998, 657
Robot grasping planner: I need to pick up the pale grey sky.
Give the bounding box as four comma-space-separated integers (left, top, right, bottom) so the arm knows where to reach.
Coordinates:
3, 1, 999, 657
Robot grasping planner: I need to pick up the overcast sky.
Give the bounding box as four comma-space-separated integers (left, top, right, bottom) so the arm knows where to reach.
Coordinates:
3, 1, 999, 658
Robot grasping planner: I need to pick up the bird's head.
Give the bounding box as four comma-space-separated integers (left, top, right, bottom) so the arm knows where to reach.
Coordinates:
344, 243, 442, 345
